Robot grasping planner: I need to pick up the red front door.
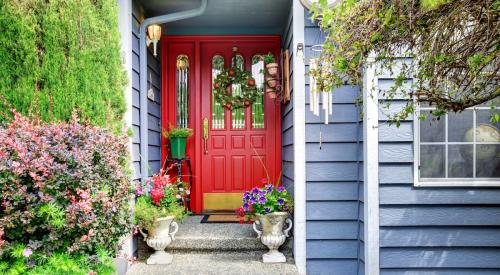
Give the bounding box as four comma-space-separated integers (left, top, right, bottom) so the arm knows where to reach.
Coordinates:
163, 36, 281, 213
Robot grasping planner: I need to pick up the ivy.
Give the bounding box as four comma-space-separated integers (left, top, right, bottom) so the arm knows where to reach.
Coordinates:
310, 0, 499, 123
0, 0, 126, 132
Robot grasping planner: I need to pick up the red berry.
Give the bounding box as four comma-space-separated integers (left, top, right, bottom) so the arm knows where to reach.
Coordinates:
228, 69, 236, 76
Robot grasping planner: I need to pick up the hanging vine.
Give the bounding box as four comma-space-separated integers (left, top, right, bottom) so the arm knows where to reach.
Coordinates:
310, 0, 499, 124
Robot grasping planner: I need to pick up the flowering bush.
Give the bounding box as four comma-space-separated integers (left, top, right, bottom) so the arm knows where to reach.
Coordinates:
0, 108, 132, 270
134, 171, 188, 232
237, 178, 293, 223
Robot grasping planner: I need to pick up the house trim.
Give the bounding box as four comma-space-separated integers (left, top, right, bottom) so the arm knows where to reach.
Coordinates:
292, 0, 307, 274
363, 56, 380, 275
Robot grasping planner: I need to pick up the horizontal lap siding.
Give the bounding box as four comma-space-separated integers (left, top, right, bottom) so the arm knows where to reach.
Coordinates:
282, 7, 294, 195
304, 11, 364, 275
132, 0, 162, 179
378, 70, 500, 273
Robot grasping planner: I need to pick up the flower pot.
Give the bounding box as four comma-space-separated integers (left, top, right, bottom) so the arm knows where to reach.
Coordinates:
266, 77, 278, 88
139, 216, 179, 265
266, 63, 279, 76
252, 212, 292, 263
170, 137, 187, 159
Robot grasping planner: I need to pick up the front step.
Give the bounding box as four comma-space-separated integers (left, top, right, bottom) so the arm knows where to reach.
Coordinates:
134, 215, 296, 274
127, 251, 298, 275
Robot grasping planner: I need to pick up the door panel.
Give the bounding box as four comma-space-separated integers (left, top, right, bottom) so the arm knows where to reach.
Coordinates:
163, 36, 281, 213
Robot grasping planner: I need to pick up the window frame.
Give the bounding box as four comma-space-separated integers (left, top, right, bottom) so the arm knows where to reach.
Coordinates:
414, 104, 500, 187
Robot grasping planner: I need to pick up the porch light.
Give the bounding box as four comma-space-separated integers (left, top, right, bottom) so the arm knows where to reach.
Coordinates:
146, 24, 162, 56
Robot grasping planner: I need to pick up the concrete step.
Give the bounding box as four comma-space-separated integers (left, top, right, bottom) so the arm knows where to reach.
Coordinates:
127, 251, 298, 275
166, 215, 292, 252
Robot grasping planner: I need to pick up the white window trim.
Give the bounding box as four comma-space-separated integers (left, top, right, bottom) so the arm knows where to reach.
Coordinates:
414, 105, 500, 187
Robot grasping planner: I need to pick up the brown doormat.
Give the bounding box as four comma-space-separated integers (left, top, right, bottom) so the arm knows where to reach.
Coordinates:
200, 214, 250, 224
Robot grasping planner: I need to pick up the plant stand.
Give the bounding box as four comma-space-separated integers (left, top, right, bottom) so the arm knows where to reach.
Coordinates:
162, 157, 193, 209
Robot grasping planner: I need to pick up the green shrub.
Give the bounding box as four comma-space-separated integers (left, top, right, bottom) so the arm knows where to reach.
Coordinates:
0, 0, 126, 132
163, 127, 193, 138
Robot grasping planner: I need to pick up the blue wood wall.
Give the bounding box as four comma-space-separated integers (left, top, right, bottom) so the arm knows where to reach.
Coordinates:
132, 0, 162, 180
303, 11, 365, 275
377, 62, 500, 274
282, 6, 294, 196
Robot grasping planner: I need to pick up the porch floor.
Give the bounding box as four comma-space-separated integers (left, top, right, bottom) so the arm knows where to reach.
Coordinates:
127, 215, 297, 274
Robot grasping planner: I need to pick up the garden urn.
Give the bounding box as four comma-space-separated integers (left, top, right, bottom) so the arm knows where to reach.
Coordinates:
139, 216, 179, 265
253, 212, 292, 263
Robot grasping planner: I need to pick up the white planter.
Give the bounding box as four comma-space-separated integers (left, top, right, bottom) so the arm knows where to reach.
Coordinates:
139, 216, 179, 265
253, 212, 292, 263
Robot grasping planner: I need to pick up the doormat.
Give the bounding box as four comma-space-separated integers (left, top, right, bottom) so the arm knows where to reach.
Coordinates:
200, 214, 250, 224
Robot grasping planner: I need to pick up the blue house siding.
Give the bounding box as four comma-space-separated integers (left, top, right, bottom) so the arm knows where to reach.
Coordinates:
304, 11, 365, 275
131, 0, 162, 180
377, 66, 500, 274
282, 6, 294, 195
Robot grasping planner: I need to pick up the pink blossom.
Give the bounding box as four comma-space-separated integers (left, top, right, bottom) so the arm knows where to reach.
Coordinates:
22, 248, 32, 257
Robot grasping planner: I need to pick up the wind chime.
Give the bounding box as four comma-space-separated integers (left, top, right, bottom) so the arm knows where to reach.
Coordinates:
309, 42, 332, 150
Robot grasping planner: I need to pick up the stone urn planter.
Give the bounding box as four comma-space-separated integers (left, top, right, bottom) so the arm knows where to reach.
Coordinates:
253, 212, 292, 263
139, 216, 179, 265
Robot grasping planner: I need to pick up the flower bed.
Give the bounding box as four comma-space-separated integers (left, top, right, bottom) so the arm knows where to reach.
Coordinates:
0, 109, 133, 274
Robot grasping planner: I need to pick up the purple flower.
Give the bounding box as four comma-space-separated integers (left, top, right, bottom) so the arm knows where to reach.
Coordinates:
250, 197, 257, 204
251, 188, 259, 194
264, 207, 271, 213
243, 203, 250, 211
265, 184, 273, 192
22, 248, 32, 258
258, 196, 267, 204
277, 198, 285, 205
258, 191, 265, 197
244, 191, 250, 197
277, 186, 286, 192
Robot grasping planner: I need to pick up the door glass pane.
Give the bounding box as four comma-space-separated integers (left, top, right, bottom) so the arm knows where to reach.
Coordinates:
176, 55, 189, 128
252, 55, 265, 128
232, 54, 245, 129
212, 55, 225, 129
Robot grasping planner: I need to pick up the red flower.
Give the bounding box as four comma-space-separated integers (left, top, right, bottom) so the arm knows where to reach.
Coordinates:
239, 220, 244, 224
150, 188, 164, 206
247, 220, 252, 224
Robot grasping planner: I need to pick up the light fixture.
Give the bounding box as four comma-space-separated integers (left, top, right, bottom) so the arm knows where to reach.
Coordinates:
296, 43, 304, 61
146, 24, 162, 56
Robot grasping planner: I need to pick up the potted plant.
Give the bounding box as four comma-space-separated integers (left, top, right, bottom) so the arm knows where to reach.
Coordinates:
264, 52, 279, 76
237, 177, 293, 263
163, 126, 193, 159
135, 171, 188, 265
266, 87, 277, 99
266, 76, 278, 88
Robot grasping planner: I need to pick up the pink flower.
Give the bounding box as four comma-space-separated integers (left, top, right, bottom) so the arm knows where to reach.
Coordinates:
22, 248, 32, 257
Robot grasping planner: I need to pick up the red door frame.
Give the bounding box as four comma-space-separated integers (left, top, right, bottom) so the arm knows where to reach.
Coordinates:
161, 36, 282, 214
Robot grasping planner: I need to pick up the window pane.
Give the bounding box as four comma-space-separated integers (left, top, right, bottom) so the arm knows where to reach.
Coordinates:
252, 55, 265, 128
420, 145, 445, 178
448, 110, 473, 142
448, 145, 473, 178
212, 55, 225, 129
476, 110, 500, 143
176, 55, 189, 128
232, 54, 245, 129
476, 144, 500, 178
420, 111, 445, 142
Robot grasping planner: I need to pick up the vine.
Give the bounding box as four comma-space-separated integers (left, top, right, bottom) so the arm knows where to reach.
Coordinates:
310, 0, 499, 124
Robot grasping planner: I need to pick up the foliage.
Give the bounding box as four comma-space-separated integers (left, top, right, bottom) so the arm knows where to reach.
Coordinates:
134, 172, 188, 232
0, 0, 127, 132
163, 126, 193, 139
236, 178, 293, 223
263, 52, 276, 64
213, 66, 260, 110
0, 108, 133, 264
310, 0, 499, 123
0, 246, 115, 275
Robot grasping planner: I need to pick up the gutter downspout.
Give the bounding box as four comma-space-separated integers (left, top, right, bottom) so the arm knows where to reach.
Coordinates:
139, 0, 207, 182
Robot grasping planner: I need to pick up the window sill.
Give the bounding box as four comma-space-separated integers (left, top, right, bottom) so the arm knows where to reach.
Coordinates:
415, 180, 500, 187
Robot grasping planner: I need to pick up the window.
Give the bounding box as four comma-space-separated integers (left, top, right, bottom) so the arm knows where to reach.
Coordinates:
231, 54, 245, 129
176, 55, 189, 128
251, 54, 265, 128
212, 55, 225, 129
415, 99, 500, 186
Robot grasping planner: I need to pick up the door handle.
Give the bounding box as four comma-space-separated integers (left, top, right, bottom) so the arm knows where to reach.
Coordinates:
203, 117, 209, 155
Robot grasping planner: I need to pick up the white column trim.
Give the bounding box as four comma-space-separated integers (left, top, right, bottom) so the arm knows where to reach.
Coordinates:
117, 0, 134, 264
292, 1, 307, 274
363, 55, 380, 275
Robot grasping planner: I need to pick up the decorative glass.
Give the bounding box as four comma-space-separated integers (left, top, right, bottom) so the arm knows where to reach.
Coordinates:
251, 55, 265, 128
232, 54, 245, 129
212, 55, 225, 129
176, 55, 189, 128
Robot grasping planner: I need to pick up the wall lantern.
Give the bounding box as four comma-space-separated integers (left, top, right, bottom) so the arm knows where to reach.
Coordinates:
146, 24, 162, 56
